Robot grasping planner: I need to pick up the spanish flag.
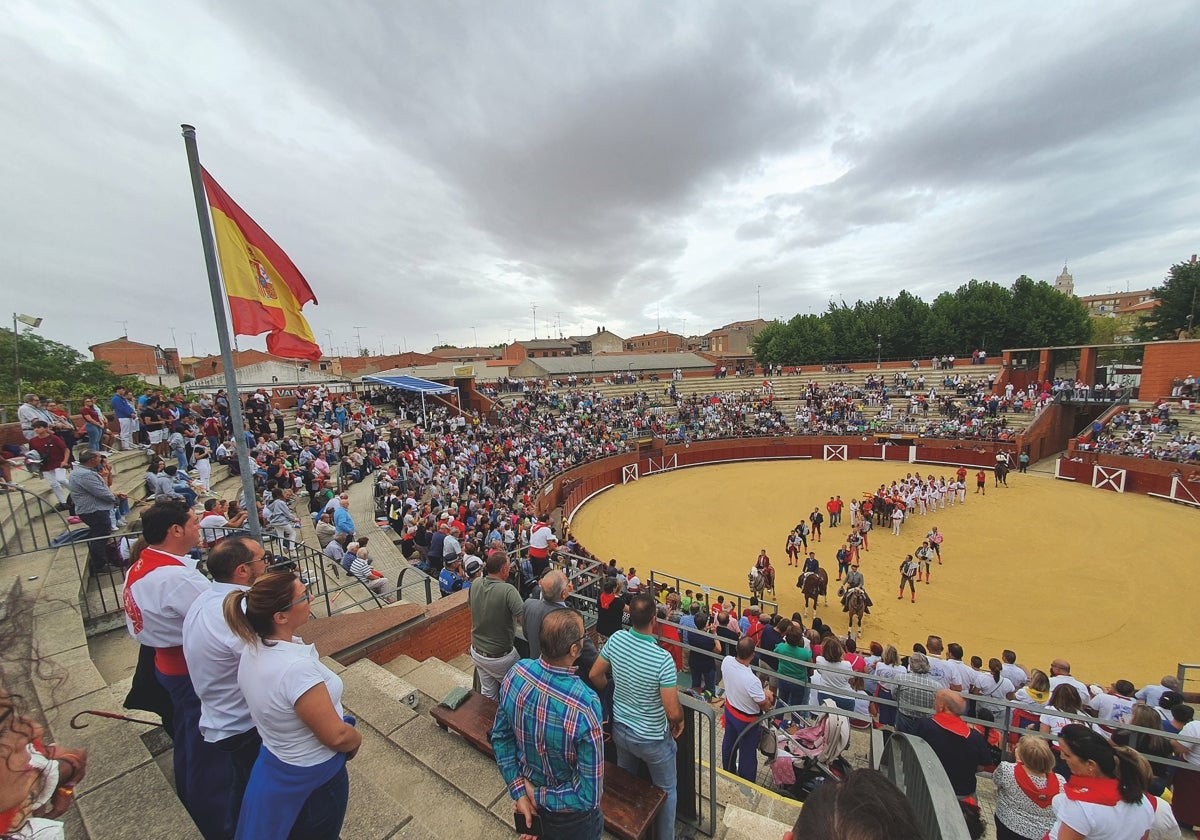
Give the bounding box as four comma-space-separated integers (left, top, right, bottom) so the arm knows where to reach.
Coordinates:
201, 168, 322, 361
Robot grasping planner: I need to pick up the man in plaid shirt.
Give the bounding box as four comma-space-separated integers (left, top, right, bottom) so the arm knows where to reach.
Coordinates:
492, 609, 605, 840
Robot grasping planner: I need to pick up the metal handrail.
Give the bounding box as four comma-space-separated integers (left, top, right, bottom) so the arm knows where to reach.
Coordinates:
879, 734, 973, 840
649, 616, 1200, 776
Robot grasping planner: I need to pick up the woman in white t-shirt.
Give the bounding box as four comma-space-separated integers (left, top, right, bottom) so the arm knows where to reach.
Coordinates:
1048, 724, 1153, 840
813, 637, 855, 712
224, 572, 361, 840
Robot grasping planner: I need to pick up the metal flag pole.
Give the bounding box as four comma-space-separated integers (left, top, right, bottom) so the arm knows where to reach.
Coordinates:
180, 123, 262, 538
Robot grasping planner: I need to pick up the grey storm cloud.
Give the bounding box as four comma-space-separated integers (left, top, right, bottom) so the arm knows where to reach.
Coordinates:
2, 0, 1198, 355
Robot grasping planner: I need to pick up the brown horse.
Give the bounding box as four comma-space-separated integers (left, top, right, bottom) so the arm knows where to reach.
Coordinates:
845, 589, 866, 638
797, 569, 828, 616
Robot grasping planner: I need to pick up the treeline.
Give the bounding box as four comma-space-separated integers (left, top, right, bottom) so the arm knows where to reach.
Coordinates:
752, 276, 1092, 365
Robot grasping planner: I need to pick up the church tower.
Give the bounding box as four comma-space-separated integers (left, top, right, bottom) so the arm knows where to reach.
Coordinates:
1054, 264, 1074, 296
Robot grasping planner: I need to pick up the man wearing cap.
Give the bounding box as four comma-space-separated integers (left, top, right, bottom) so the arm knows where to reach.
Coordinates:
839, 562, 872, 614
469, 549, 525, 700
463, 555, 484, 588
439, 554, 468, 597
528, 513, 558, 580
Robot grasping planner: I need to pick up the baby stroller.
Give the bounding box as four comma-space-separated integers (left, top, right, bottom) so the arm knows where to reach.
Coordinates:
766, 699, 852, 801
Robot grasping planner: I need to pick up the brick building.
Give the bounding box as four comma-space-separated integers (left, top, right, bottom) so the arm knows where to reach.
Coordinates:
623, 330, 685, 353
90, 337, 181, 385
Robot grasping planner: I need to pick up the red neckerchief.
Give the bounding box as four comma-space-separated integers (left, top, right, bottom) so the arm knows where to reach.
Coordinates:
931, 711, 970, 737
1063, 775, 1121, 806
1014, 763, 1060, 808
599, 592, 617, 609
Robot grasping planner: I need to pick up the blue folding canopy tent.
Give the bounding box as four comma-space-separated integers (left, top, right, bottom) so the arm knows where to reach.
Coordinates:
361, 374, 459, 424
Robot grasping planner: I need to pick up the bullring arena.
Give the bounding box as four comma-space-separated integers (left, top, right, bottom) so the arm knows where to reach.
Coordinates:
571, 457, 1192, 687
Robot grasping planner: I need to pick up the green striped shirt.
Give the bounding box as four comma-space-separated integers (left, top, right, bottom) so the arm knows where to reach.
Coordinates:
601, 628, 676, 739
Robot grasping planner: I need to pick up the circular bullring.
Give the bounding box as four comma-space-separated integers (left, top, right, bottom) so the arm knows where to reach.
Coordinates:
568, 453, 1190, 686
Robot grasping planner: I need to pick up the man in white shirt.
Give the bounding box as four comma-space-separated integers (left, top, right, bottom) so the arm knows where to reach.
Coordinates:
182, 537, 267, 837
1000, 649, 1029, 690
1048, 658, 1090, 704
123, 500, 217, 838
720, 636, 775, 782
1088, 679, 1136, 726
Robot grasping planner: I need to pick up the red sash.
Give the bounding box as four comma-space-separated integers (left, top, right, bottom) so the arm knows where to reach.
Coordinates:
528, 523, 552, 558
123, 547, 189, 676
1014, 763, 1060, 808
724, 702, 759, 723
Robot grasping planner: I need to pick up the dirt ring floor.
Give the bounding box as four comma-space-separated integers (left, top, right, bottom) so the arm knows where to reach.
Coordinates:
569, 459, 1195, 687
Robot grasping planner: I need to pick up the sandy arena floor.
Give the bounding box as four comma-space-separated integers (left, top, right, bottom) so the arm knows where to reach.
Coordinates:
569, 459, 1195, 687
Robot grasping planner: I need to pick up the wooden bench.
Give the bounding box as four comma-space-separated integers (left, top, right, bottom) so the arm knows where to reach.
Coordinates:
431, 692, 667, 840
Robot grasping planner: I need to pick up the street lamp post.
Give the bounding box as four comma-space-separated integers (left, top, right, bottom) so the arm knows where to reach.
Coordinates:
876, 334, 881, 370
12, 313, 44, 400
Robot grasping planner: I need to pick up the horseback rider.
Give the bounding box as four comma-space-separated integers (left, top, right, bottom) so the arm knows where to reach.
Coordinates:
754, 549, 774, 590
839, 562, 872, 614
799, 551, 820, 589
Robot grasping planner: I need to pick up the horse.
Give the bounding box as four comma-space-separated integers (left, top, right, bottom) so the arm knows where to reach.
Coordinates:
748, 566, 775, 599
844, 588, 866, 638
797, 568, 828, 616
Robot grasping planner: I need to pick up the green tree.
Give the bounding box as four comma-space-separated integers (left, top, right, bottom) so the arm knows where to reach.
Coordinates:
1, 328, 139, 401
1134, 259, 1200, 341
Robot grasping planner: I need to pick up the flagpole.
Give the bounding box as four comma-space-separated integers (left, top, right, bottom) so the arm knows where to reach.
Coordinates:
181, 124, 262, 539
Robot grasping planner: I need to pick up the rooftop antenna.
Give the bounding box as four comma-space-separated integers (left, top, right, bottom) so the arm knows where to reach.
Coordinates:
353, 325, 364, 354
757, 285, 761, 319
531, 303, 538, 339
187, 331, 197, 356
169, 326, 177, 348
117, 320, 129, 337
656, 304, 661, 331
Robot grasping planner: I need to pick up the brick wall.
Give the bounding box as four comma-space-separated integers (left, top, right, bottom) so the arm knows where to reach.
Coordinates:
349, 590, 474, 667
1140, 341, 1200, 400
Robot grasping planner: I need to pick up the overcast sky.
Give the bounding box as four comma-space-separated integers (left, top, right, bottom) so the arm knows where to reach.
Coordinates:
4, 1, 1198, 360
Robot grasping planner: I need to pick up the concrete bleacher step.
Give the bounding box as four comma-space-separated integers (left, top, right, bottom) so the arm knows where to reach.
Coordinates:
722, 804, 794, 840
336, 657, 512, 839
392, 656, 473, 705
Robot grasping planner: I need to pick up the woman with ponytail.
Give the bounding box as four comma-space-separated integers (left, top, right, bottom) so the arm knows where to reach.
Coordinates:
223, 572, 360, 840
1048, 723, 1153, 840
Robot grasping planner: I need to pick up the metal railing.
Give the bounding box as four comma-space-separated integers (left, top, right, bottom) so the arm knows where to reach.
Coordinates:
649, 615, 1200, 781
0, 481, 84, 559
879, 734, 973, 840
648, 570, 777, 617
